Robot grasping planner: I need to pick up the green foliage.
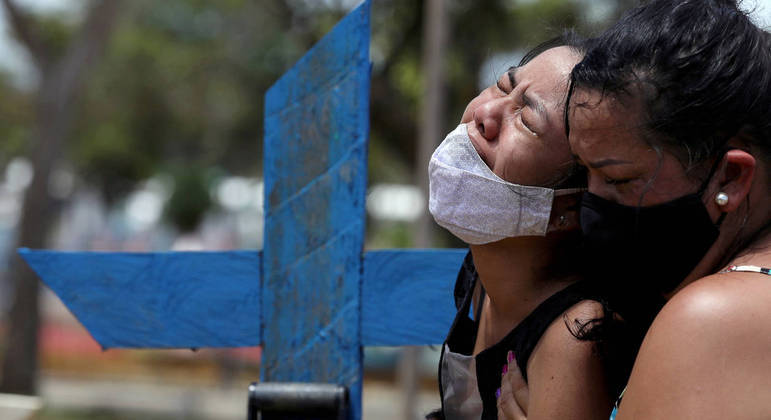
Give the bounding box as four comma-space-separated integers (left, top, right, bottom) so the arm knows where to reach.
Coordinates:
0, 72, 31, 165
0, 0, 630, 239
71, 0, 315, 207
33, 14, 75, 60
74, 122, 156, 204
163, 166, 214, 233
390, 52, 422, 108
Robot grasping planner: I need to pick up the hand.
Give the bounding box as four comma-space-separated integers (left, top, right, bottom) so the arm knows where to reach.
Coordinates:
497, 351, 530, 420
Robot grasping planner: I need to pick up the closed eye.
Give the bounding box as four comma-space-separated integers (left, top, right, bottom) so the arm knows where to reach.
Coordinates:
517, 110, 537, 136
604, 177, 633, 185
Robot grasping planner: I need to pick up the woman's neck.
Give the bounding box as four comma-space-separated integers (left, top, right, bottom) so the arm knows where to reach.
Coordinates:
673, 203, 771, 298
470, 235, 578, 353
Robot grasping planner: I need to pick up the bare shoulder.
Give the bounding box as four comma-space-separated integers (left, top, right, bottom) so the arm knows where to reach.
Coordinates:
525, 300, 612, 419
658, 271, 771, 340
640, 272, 771, 371
617, 273, 771, 419
531, 299, 605, 362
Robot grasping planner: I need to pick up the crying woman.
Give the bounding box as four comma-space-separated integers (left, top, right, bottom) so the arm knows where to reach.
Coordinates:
426, 33, 662, 420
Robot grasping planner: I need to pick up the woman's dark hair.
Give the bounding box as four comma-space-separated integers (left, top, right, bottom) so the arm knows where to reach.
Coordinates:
520, 32, 655, 399
518, 30, 590, 190
561, 2, 771, 395
520, 32, 590, 277
561, 0, 771, 395
568, 0, 771, 180
520, 28, 586, 67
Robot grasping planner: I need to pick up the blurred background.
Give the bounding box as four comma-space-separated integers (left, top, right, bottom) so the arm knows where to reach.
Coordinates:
0, 0, 768, 419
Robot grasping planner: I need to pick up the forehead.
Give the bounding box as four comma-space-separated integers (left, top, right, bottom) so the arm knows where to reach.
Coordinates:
568, 88, 647, 154
514, 46, 581, 107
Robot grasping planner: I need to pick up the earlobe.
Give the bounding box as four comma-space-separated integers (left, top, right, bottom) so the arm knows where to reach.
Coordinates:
713, 150, 755, 213
546, 214, 580, 233
547, 194, 581, 233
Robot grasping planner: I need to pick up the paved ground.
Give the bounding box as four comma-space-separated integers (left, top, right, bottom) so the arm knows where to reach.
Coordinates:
36, 374, 441, 420
23, 299, 444, 419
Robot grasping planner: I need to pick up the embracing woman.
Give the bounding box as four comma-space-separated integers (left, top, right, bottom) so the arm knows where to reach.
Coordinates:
498, 1, 771, 418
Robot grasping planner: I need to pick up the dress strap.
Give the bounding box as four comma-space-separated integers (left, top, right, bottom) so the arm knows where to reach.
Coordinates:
719, 265, 771, 275
609, 386, 626, 420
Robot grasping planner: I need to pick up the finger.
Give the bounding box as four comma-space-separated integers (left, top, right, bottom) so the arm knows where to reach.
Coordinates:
505, 351, 529, 411
499, 351, 515, 400
497, 384, 526, 420
500, 358, 512, 397
498, 351, 528, 420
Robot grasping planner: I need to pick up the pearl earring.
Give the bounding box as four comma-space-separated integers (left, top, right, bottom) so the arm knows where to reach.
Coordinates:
558, 215, 568, 226
715, 192, 729, 206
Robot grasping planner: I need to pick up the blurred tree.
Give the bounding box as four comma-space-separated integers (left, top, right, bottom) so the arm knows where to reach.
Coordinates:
0, 73, 31, 162
0, 0, 640, 396
73, 0, 302, 203
0, 0, 123, 395
60, 0, 619, 242
164, 167, 213, 233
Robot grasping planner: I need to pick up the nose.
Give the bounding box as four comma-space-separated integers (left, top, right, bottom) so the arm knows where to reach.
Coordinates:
473, 96, 508, 141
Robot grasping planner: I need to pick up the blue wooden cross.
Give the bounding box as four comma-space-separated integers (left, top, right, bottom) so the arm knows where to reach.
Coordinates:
19, 2, 465, 418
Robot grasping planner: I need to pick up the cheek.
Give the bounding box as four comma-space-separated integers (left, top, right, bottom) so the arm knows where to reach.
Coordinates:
534, 148, 573, 185
639, 164, 701, 205
499, 137, 571, 186
586, 165, 698, 206
531, 133, 572, 167
586, 172, 616, 201
460, 106, 474, 124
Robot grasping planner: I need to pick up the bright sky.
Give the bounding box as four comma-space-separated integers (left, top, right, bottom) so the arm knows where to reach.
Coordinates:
0, 0, 83, 89
0, 0, 770, 89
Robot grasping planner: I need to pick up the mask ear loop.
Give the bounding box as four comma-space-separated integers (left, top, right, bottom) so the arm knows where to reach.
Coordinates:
554, 187, 587, 197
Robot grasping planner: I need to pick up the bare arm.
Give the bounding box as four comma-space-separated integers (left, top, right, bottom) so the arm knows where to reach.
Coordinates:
616, 274, 771, 419
499, 300, 614, 420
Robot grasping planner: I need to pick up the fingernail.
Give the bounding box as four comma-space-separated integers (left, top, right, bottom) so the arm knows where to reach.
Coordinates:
502, 364, 508, 375
507, 351, 514, 363
496, 388, 501, 399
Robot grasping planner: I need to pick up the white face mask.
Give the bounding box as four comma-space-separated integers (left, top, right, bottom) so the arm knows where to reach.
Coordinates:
428, 123, 582, 245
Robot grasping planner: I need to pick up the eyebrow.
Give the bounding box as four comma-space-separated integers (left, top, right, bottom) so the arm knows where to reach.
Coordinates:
571, 154, 633, 169
508, 67, 549, 123
507, 66, 516, 89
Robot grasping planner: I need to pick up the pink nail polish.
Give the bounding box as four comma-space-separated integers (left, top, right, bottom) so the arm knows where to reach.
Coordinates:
502, 364, 508, 375
507, 351, 514, 363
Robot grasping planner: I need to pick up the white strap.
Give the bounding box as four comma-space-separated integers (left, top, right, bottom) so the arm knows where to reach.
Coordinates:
720, 265, 771, 275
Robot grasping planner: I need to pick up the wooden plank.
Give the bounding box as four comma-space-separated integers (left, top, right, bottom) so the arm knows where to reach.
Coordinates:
361, 249, 466, 346
18, 249, 262, 349
261, 2, 370, 419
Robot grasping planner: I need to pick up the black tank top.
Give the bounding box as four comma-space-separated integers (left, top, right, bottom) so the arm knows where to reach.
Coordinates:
437, 252, 608, 419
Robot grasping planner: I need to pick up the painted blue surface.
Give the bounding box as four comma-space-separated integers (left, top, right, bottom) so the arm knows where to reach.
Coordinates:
18, 248, 261, 349
261, 1, 370, 419
20, 246, 466, 349
362, 249, 466, 346
15, 3, 469, 419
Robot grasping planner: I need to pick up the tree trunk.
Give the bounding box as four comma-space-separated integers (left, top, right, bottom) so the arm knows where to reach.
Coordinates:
400, 0, 448, 418
0, 0, 123, 394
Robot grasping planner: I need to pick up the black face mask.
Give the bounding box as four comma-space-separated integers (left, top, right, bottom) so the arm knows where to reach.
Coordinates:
580, 181, 724, 296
